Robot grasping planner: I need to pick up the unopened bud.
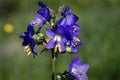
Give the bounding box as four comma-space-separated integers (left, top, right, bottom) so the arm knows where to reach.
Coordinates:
38, 33, 44, 38
66, 47, 72, 52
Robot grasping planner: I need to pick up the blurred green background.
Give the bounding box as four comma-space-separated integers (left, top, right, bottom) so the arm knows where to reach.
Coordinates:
0, 0, 120, 80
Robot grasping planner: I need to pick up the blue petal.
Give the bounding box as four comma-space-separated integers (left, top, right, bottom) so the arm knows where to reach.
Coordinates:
71, 24, 81, 31
46, 39, 56, 49
69, 57, 81, 73
59, 41, 66, 52
57, 14, 78, 26
79, 74, 88, 80
30, 42, 37, 55
78, 63, 89, 74
57, 18, 66, 26
27, 24, 35, 35
72, 47, 78, 54
35, 13, 44, 20
61, 6, 71, 16
66, 14, 78, 25
46, 28, 55, 38
77, 40, 83, 46
20, 32, 26, 38
37, 7, 50, 21
22, 40, 29, 46
38, 2, 47, 8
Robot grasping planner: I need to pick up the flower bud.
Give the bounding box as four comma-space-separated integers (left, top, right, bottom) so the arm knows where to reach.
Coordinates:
66, 46, 72, 52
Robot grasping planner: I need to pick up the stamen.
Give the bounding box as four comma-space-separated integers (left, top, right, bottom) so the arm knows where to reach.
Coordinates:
54, 45, 57, 52
75, 37, 80, 42
45, 38, 50, 43
54, 44, 61, 52
58, 44, 62, 52
74, 37, 81, 45
24, 46, 31, 55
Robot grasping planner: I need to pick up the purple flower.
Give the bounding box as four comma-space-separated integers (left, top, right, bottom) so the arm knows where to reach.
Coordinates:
28, 2, 50, 33
69, 57, 89, 80
45, 25, 82, 53
57, 6, 78, 26
45, 27, 67, 52
64, 25, 82, 53
56, 6, 82, 54
20, 31, 37, 55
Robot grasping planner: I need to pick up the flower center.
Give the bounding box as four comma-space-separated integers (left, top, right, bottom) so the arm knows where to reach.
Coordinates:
54, 35, 61, 41
72, 68, 77, 74
32, 18, 42, 26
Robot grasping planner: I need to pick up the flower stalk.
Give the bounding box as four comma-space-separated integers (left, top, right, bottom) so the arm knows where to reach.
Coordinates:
52, 50, 56, 80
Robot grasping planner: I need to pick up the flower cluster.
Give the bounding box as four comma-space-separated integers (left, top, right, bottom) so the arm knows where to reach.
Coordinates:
20, 2, 82, 55
46, 6, 83, 54
20, 2, 89, 80
20, 2, 50, 55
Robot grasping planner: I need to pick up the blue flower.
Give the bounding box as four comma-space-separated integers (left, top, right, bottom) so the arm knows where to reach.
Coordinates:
45, 25, 82, 53
45, 26, 67, 52
56, 6, 82, 54
28, 2, 50, 33
61, 24, 82, 54
20, 31, 37, 55
68, 57, 89, 80
57, 6, 78, 26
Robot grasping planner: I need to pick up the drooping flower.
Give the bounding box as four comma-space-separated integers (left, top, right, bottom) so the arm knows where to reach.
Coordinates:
68, 57, 89, 80
28, 2, 50, 33
20, 31, 37, 55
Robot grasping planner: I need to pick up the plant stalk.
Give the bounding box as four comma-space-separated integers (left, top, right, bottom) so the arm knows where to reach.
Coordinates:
52, 51, 56, 80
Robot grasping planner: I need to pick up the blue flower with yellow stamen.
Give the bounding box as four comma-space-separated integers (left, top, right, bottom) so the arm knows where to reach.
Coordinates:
45, 27, 67, 52
69, 57, 89, 80
20, 31, 37, 55
45, 25, 82, 53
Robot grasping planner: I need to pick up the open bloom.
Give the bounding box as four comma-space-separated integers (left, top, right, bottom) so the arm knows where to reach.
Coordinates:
20, 31, 37, 55
28, 2, 50, 33
45, 26, 67, 52
45, 25, 82, 53
68, 57, 89, 80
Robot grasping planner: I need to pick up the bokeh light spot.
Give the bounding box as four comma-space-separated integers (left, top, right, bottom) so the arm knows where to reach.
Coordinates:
3, 24, 14, 33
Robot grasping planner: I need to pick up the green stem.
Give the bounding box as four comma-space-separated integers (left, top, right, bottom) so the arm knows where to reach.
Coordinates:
52, 51, 56, 80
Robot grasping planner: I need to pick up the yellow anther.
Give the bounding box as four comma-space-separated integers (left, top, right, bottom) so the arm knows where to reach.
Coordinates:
75, 37, 80, 42
54, 44, 61, 53
58, 44, 62, 52
45, 38, 50, 43
26, 51, 31, 56
24, 46, 31, 56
